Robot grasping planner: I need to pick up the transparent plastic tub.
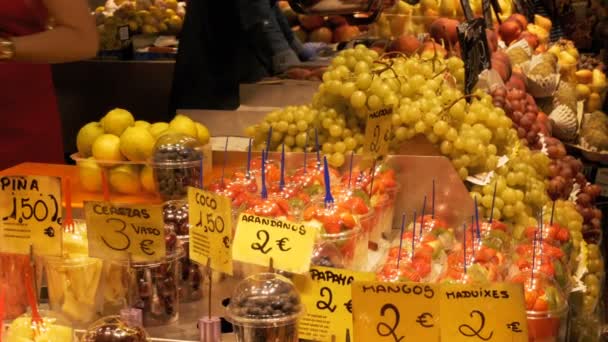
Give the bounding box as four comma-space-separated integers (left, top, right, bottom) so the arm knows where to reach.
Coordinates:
81, 315, 149, 342
4, 310, 75, 342
128, 249, 183, 326
226, 273, 304, 342
0, 253, 29, 320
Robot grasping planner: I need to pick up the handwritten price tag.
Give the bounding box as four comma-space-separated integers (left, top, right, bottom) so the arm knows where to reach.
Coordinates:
293, 267, 374, 341
0, 176, 62, 256
232, 213, 316, 274
187, 187, 233, 275
364, 107, 393, 158
351, 281, 440, 341
439, 283, 528, 341
84, 202, 165, 262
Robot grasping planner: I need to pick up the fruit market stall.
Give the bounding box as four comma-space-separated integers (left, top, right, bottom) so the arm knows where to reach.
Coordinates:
4, 1, 608, 341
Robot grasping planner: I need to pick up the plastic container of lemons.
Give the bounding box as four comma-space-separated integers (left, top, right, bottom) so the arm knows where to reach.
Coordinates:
71, 141, 211, 198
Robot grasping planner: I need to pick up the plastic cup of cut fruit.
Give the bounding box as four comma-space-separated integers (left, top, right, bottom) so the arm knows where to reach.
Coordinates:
0, 253, 29, 320
3, 309, 75, 341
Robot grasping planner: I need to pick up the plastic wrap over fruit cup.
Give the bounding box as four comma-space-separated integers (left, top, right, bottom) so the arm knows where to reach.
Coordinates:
304, 201, 369, 271
4, 310, 75, 342
0, 253, 29, 320
509, 271, 569, 342
127, 248, 184, 326
226, 273, 304, 342
43, 220, 106, 327
151, 133, 207, 201
81, 315, 149, 342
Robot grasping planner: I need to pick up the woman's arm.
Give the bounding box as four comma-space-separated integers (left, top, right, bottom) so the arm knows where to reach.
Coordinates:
12, 0, 98, 63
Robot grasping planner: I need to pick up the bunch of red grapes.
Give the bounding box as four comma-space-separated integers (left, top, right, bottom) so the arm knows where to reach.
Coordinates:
490, 86, 549, 148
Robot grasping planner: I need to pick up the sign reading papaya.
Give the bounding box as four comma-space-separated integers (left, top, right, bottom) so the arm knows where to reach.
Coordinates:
232, 213, 316, 273
187, 187, 233, 275
294, 267, 375, 342
351, 281, 440, 341
364, 107, 393, 158
84, 202, 165, 262
0, 176, 63, 256
439, 283, 528, 341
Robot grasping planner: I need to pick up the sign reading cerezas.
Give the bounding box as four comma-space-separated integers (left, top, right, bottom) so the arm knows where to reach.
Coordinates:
0, 175, 63, 256
187, 187, 233, 275
232, 213, 317, 274
84, 202, 166, 262
439, 283, 528, 342
351, 281, 440, 341
364, 107, 393, 158
294, 267, 375, 342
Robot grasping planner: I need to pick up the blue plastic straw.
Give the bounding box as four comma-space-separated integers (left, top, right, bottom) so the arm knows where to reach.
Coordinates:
221, 136, 229, 186
303, 133, 308, 174
246, 138, 252, 179
489, 182, 498, 223
261, 150, 267, 199
315, 128, 321, 170
348, 152, 354, 189
432, 179, 436, 219
280, 143, 285, 191
463, 222, 467, 274
323, 156, 334, 207
474, 196, 481, 241
397, 213, 406, 269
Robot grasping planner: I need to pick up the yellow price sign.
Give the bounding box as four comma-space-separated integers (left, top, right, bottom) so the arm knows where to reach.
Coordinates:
232, 213, 316, 274
364, 107, 393, 158
293, 267, 375, 342
187, 187, 233, 275
0, 176, 62, 256
351, 281, 440, 342
84, 202, 166, 262
439, 283, 528, 342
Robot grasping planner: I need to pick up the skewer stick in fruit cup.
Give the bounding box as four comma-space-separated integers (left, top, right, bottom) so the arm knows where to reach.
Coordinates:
431, 179, 435, 219
280, 143, 285, 192
246, 138, 252, 179
397, 214, 406, 269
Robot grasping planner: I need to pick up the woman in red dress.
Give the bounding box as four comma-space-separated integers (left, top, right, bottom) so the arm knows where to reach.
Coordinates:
0, 0, 98, 170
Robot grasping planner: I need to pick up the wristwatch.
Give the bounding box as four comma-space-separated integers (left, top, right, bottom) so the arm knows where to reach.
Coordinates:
0, 38, 15, 60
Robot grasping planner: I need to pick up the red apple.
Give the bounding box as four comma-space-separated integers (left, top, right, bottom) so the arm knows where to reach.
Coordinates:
430, 18, 459, 46
518, 31, 539, 49
509, 14, 528, 31
499, 19, 522, 45
298, 15, 324, 31
309, 27, 333, 43
389, 34, 421, 55
333, 24, 360, 43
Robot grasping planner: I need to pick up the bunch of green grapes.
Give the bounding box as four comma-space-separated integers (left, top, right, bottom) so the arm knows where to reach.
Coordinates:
582, 243, 604, 313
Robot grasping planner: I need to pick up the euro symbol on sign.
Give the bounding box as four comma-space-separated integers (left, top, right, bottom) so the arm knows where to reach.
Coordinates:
276, 237, 291, 252
223, 236, 230, 248
44, 227, 55, 237
140, 240, 155, 255
416, 313, 434, 328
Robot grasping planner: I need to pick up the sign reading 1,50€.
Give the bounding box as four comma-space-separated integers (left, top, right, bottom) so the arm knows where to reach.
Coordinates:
84, 201, 166, 262
0, 175, 63, 256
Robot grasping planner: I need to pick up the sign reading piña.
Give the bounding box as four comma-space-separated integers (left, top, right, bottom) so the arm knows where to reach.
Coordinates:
0, 175, 63, 256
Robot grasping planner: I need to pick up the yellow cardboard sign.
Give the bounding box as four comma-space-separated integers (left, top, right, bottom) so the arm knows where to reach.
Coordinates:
232, 213, 316, 274
351, 281, 440, 342
84, 202, 166, 262
0, 176, 63, 256
187, 187, 233, 275
439, 283, 528, 342
364, 107, 393, 158
294, 267, 375, 342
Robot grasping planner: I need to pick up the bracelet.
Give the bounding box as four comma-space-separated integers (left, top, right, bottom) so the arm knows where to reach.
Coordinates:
0, 38, 15, 60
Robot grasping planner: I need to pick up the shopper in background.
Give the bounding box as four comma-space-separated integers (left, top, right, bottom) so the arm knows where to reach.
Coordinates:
0, 0, 98, 170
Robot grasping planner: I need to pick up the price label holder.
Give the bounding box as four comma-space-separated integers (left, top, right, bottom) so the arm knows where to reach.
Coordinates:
363, 107, 393, 159
187, 187, 233, 275
232, 213, 317, 274
351, 281, 440, 341
293, 267, 374, 341
0, 176, 63, 256
439, 283, 528, 341
84, 201, 165, 262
